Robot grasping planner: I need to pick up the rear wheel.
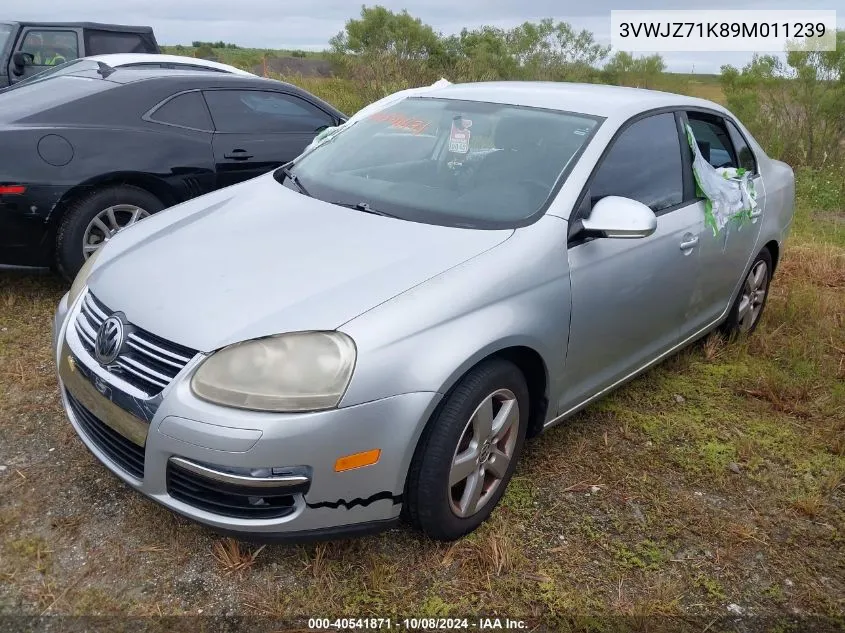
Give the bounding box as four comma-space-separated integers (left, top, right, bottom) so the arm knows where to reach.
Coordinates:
404, 359, 529, 541
56, 185, 163, 281
722, 248, 773, 336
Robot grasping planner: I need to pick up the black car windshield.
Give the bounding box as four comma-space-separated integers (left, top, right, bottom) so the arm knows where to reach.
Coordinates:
6, 59, 103, 89
285, 97, 601, 228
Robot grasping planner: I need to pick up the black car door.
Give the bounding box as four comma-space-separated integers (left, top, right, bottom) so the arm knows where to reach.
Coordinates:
203, 89, 338, 188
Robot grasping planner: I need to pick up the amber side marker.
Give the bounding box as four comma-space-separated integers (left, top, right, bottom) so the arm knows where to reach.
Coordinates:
335, 449, 381, 472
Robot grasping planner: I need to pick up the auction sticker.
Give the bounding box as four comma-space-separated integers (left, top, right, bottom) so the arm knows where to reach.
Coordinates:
449, 118, 472, 153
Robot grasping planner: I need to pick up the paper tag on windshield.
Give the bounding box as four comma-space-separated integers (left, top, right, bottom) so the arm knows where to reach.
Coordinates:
449, 119, 472, 154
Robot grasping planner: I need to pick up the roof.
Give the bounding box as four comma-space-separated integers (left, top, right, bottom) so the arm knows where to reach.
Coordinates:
84, 53, 254, 76
13, 22, 154, 34
38, 67, 345, 118
88, 67, 282, 86
419, 81, 727, 120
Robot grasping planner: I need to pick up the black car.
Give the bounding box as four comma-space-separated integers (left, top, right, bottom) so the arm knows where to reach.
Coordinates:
0, 63, 345, 278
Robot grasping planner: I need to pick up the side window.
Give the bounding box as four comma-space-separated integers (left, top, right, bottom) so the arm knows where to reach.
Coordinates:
149, 92, 213, 131
20, 30, 79, 66
726, 120, 757, 174
687, 114, 737, 169
589, 113, 683, 212
203, 90, 334, 134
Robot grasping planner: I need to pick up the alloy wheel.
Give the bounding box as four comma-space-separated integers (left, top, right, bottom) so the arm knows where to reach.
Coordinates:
448, 388, 520, 518
82, 204, 150, 259
737, 260, 769, 332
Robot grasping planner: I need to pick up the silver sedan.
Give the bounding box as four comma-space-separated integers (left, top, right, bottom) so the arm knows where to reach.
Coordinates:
53, 82, 795, 541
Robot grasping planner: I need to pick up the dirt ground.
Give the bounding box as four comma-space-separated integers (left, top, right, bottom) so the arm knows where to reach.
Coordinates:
1, 175, 842, 632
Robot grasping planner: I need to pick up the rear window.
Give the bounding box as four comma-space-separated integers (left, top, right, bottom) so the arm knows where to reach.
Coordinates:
0, 75, 112, 122
84, 30, 150, 54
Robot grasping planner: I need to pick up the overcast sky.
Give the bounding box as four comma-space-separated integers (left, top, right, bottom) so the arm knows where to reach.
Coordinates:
8, 0, 844, 73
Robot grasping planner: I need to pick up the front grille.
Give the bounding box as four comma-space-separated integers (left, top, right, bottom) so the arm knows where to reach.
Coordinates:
167, 462, 298, 519
66, 390, 145, 479
74, 292, 197, 396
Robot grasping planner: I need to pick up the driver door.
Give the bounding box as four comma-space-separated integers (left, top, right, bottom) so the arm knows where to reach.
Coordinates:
8, 28, 80, 84
558, 111, 703, 414
203, 88, 339, 187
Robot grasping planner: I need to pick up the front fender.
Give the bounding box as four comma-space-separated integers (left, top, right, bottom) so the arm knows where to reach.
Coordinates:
338, 215, 572, 409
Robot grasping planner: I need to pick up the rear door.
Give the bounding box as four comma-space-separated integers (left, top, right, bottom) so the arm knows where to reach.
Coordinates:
203, 88, 338, 188
683, 111, 766, 331
559, 111, 703, 414
7, 27, 81, 84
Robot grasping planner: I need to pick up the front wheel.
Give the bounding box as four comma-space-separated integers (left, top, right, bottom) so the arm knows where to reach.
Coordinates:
404, 359, 529, 541
722, 248, 773, 336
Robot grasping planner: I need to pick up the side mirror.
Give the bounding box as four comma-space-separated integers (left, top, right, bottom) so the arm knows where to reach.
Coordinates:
579, 196, 657, 239
11, 52, 34, 75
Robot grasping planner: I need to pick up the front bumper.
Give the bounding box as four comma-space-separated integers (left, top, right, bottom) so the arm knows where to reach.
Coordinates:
54, 292, 441, 539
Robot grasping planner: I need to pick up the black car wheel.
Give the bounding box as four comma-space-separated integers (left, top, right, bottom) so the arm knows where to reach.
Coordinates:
56, 185, 164, 281
404, 358, 529, 541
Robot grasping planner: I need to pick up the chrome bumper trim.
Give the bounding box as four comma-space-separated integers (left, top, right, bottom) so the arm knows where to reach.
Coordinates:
168, 456, 311, 489
59, 342, 150, 447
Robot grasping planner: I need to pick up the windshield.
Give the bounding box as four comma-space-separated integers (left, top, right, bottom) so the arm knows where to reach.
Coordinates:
286, 97, 601, 228
0, 24, 11, 53
6, 59, 103, 89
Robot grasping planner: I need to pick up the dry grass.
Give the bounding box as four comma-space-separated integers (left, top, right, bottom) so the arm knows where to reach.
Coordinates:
791, 495, 827, 519
211, 538, 265, 575
0, 173, 842, 624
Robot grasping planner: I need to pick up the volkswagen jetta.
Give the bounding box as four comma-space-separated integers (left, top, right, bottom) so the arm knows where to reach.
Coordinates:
53, 82, 795, 541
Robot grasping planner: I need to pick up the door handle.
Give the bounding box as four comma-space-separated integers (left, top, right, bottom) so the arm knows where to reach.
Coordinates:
224, 149, 253, 160
679, 235, 699, 250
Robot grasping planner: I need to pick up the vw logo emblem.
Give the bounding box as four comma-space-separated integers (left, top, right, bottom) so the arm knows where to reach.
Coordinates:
95, 315, 125, 365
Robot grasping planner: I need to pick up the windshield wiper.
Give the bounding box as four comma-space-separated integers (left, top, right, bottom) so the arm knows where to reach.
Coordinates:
331, 201, 398, 218
279, 166, 312, 197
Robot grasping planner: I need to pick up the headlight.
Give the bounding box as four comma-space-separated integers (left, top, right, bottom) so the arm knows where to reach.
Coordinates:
191, 332, 356, 412
67, 248, 102, 307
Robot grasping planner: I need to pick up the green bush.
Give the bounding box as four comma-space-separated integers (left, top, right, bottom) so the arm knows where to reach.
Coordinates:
721, 31, 845, 168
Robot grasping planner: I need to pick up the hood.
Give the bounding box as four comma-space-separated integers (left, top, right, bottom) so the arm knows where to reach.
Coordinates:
89, 174, 512, 352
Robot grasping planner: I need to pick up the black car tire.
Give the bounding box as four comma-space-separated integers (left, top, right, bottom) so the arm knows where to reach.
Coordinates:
404, 358, 529, 541
56, 185, 164, 281
721, 247, 773, 336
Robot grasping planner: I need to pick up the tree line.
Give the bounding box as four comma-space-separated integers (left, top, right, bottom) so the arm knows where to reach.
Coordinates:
328, 5, 844, 168
329, 5, 667, 88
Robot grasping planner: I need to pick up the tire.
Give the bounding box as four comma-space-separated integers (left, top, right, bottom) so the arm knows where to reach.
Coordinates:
404, 358, 530, 541
55, 185, 164, 281
721, 247, 773, 336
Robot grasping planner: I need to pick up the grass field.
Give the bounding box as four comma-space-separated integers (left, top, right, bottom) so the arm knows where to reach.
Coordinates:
0, 168, 842, 627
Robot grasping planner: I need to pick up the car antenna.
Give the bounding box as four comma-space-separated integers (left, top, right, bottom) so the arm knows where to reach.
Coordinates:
96, 61, 116, 78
